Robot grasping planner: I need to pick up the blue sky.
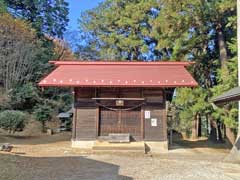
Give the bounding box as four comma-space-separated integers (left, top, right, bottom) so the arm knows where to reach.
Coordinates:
66, 0, 103, 30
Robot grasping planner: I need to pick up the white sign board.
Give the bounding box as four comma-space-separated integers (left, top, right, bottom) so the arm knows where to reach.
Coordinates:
151, 118, 157, 127
145, 111, 151, 119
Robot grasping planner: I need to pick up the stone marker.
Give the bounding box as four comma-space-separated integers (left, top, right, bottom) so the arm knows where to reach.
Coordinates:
0, 143, 13, 152
47, 129, 53, 135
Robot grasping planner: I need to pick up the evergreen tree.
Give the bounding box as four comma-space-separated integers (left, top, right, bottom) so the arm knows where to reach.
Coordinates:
79, 0, 159, 60
4, 0, 69, 38
174, 87, 211, 139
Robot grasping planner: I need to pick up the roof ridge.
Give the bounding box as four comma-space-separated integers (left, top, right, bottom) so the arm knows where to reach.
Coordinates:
49, 61, 194, 66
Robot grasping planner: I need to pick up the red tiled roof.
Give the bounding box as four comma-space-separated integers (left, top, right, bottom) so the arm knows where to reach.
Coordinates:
38, 61, 198, 87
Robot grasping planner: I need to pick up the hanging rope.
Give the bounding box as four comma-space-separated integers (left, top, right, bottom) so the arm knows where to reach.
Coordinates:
96, 102, 145, 111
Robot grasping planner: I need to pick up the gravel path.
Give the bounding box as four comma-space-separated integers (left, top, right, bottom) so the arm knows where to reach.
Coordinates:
1, 152, 240, 180
0, 133, 239, 180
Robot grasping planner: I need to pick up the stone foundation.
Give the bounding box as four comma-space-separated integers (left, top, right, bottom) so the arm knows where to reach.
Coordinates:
71, 140, 95, 149
72, 140, 168, 153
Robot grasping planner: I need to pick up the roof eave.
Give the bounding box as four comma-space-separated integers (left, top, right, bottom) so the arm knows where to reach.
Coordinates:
38, 84, 198, 88
212, 87, 240, 105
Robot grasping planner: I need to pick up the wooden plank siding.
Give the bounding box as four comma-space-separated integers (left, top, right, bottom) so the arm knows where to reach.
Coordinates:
144, 107, 167, 141
143, 89, 167, 141
75, 108, 97, 140
73, 87, 167, 142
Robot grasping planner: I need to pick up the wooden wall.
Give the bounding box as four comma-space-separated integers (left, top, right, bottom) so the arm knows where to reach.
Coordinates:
74, 108, 97, 140
73, 87, 167, 142
73, 88, 97, 140
142, 89, 167, 141
143, 107, 167, 141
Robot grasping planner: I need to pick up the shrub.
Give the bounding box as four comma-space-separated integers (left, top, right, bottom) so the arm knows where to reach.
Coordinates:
0, 110, 27, 133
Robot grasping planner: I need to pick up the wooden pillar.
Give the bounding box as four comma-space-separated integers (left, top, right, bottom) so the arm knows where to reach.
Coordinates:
95, 88, 99, 138
118, 110, 122, 133
72, 87, 77, 140
141, 88, 144, 140
141, 107, 144, 139
72, 108, 77, 140
163, 88, 168, 141
96, 106, 99, 137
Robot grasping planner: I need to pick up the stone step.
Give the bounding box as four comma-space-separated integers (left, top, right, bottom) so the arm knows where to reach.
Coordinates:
92, 141, 145, 153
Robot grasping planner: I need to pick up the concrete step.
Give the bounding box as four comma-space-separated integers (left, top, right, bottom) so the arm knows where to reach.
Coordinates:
92, 141, 145, 153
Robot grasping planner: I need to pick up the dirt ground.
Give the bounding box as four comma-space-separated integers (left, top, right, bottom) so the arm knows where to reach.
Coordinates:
0, 132, 240, 180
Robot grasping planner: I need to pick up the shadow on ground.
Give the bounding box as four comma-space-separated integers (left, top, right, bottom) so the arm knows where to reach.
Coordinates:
170, 139, 232, 151
0, 153, 132, 180
169, 132, 232, 151
0, 132, 72, 145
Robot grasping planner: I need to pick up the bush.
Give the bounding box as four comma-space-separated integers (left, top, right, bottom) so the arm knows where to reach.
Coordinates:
0, 110, 27, 133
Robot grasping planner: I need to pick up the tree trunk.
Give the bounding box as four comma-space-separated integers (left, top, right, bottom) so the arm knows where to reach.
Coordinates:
209, 118, 224, 142
210, 119, 224, 142
225, 127, 236, 145
191, 115, 198, 140
209, 119, 217, 142
198, 114, 202, 137
216, 22, 228, 69
42, 121, 46, 133
217, 120, 224, 142
206, 114, 210, 135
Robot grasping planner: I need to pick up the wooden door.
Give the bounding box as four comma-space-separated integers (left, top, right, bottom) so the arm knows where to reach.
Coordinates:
99, 107, 142, 139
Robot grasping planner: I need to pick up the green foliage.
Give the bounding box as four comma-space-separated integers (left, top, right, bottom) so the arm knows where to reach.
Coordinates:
167, 101, 191, 133
175, 88, 210, 114
79, 0, 159, 60
212, 104, 238, 129
4, 0, 69, 38
173, 87, 211, 132
8, 83, 40, 111
0, 0, 6, 13
211, 33, 238, 129
0, 1, 72, 135
34, 104, 52, 122
212, 38, 238, 96
179, 109, 194, 133
33, 103, 52, 132
0, 110, 27, 133
79, 0, 235, 62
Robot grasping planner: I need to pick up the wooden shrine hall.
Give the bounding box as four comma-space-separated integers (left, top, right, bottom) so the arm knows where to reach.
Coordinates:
39, 61, 197, 152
